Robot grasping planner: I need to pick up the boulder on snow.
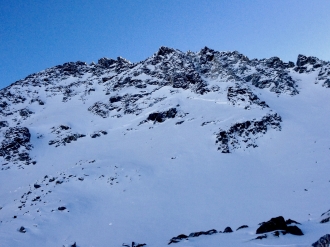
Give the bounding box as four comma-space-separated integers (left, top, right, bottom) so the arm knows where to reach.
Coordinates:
223, 227, 233, 233
18, 226, 26, 233
147, 108, 177, 123
256, 216, 287, 234
256, 216, 304, 236
236, 225, 248, 231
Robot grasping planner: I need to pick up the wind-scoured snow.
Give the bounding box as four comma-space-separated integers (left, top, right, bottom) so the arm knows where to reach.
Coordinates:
0, 47, 329, 247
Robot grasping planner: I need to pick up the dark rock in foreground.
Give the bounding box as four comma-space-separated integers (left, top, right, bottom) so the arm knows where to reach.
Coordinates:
256, 216, 303, 236
256, 216, 287, 234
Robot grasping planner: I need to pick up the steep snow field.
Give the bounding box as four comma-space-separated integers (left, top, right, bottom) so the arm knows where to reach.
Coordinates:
0, 48, 329, 246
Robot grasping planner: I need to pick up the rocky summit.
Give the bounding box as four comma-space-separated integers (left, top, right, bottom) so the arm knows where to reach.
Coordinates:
0, 47, 329, 247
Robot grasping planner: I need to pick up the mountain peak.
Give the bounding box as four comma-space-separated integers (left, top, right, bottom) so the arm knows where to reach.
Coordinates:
0, 46, 329, 247
156, 46, 177, 56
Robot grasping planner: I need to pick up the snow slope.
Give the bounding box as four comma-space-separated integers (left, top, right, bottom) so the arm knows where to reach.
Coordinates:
0, 47, 329, 247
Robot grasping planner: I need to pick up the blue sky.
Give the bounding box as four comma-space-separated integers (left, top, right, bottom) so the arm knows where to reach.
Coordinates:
1, 0, 330, 89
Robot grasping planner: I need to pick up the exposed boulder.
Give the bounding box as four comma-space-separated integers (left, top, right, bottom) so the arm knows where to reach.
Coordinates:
147, 108, 177, 123
97, 57, 117, 68
256, 216, 287, 234
18, 226, 26, 233
90, 130, 107, 138
223, 227, 233, 233
256, 216, 303, 236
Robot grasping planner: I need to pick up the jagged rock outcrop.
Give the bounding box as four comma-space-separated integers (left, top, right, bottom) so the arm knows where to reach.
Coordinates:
227, 86, 268, 109
215, 113, 282, 153
320, 209, 330, 223
48, 125, 86, 147
312, 234, 330, 247
0, 127, 34, 168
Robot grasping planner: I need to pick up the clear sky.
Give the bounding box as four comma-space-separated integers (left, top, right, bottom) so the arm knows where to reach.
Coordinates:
1, 0, 330, 89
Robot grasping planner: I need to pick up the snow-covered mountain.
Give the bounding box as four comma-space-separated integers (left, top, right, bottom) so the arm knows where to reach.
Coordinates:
0, 46, 329, 247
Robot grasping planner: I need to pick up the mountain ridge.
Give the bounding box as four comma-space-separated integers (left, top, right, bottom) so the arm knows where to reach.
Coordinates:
0, 47, 329, 247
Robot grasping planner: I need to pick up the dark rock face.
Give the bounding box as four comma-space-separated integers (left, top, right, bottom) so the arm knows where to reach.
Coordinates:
90, 130, 107, 138
294, 54, 325, 75
323, 79, 330, 88
109, 95, 122, 103
1, 127, 31, 153
256, 216, 303, 236
49, 125, 86, 147
227, 86, 269, 109
147, 108, 177, 123
19, 108, 33, 120
216, 113, 282, 153
296, 54, 318, 67
256, 216, 287, 234
49, 133, 86, 147
312, 234, 330, 247
157, 46, 176, 57
0, 127, 33, 167
88, 102, 111, 118
0, 121, 9, 128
